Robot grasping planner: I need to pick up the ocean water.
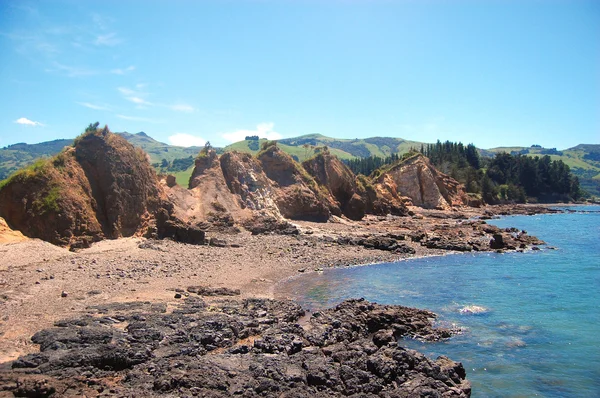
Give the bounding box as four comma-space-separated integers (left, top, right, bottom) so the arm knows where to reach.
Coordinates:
277, 206, 600, 397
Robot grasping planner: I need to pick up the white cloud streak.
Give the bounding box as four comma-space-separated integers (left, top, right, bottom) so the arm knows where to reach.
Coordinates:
111, 65, 135, 75
168, 133, 206, 147
94, 32, 121, 46
222, 122, 282, 143
116, 114, 161, 123
15, 117, 44, 126
47, 61, 97, 77
77, 102, 111, 111
170, 104, 195, 113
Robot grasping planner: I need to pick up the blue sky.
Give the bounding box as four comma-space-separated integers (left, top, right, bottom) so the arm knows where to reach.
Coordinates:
0, 0, 598, 149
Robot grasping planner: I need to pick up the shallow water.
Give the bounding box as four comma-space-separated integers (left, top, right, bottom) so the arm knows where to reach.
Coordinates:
277, 206, 600, 397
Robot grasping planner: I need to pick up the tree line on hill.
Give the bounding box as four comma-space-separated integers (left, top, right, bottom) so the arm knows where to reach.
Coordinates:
343, 140, 582, 203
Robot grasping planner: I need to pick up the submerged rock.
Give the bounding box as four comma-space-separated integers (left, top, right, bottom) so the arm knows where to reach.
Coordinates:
0, 298, 471, 397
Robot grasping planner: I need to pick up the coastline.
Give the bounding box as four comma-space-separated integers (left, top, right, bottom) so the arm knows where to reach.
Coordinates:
0, 203, 561, 365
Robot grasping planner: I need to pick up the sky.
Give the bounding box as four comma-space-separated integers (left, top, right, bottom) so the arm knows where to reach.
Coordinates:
0, 0, 598, 150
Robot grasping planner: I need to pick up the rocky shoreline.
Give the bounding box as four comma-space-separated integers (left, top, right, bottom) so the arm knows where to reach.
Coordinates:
0, 297, 471, 397
0, 204, 562, 397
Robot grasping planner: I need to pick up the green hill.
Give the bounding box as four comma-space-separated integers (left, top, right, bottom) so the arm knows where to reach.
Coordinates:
0, 139, 73, 181
224, 134, 425, 162
3, 131, 599, 196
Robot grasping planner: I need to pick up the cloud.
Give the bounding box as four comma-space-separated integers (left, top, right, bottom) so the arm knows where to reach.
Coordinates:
47, 61, 97, 77
126, 96, 152, 105
117, 87, 136, 96
116, 114, 161, 123
168, 133, 206, 147
118, 86, 153, 106
77, 102, 111, 111
15, 117, 44, 126
170, 103, 195, 113
94, 32, 121, 46
222, 122, 283, 143
111, 65, 135, 75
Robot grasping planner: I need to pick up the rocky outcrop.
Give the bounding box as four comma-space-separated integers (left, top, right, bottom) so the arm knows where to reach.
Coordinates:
73, 130, 163, 238
0, 298, 471, 397
0, 128, 173, 248
303, 152, 366, 220
375, 154, 469, 210
257, 145, 332, 221
0, 147, 105, 247
220, 151, 279, 213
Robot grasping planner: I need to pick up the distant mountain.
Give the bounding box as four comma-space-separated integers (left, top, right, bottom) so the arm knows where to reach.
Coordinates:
118, 132, 202, 163
224, 134, 425, 162
2, 132, 599, 196
0, 139, 74, 181
0, 132, 203, 182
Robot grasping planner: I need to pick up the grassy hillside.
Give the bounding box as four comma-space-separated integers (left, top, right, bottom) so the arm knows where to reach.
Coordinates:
3, 131, 599, 196
0, 139, 73, 180
224, 134, 424, 162
118, 132, 202, 164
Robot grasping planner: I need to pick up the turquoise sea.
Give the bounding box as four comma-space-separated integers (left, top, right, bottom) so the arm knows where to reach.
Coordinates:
277, 206, 600, 397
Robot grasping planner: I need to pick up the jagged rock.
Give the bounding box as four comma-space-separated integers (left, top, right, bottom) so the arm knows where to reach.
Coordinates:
490, 233, 505, 249
0, 298, 470, 397
155, 209, 206, 244
374, 154, 469, 210
220, 151, 278, 212
357, 175, 409, 217
242, 213, 299, 235
257, 145, 331, 221
302, 152, 366, 220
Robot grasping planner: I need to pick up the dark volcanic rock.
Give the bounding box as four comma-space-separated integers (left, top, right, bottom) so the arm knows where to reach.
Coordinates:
155, 210, 206, 244
187, 286, 241, 296
0, 298, 471, 397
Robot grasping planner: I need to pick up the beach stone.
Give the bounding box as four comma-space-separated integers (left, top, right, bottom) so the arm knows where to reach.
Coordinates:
489, 233, 505, 249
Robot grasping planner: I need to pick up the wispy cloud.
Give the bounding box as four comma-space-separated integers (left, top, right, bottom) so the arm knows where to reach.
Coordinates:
117, 114, 162, 123
222, 122, 282, 143
117, 86, 195, 112
46, 61, 97, 77
15, 117, 44, 126
168, 133, 206, 147
111, 65, 135, 75
5, 10, 128, 78
117, 87, 136, 96
94, 32, 121, 46
127, 96, 153, 106
77, 102, 111, 111
170, 103, 195, 113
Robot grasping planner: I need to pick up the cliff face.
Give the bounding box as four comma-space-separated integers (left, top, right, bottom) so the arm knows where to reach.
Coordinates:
302, 152, 365, 220
0, 129, 167, 248
374, 154, 469, 210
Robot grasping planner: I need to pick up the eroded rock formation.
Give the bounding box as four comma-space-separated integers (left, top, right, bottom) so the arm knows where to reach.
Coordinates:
257, 145, 332, 221
0, 128, 198, 248
302, 152, 366, 220
374, 154, 469, 210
